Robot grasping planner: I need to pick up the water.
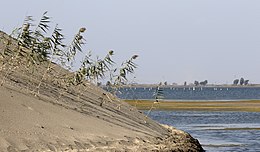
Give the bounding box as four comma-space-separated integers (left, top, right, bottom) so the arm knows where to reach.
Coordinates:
146, 111, 260, 152
114, 86, 260, 100
113, 86, 260, 151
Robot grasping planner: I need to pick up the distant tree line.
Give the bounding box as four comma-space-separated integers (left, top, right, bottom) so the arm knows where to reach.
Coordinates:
194, 80, 208, 86
233, 78, 249, 85
148, 78, 251, 86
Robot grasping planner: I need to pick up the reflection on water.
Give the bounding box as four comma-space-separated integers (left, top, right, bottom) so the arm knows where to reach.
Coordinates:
145, 111, 260, 152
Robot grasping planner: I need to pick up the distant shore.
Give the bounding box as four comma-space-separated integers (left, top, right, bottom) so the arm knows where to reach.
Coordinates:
115, 84, 260, 88
124, 100, 260, 112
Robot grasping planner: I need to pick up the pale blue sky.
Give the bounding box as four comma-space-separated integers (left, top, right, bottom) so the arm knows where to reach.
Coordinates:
1, 0, 260, 84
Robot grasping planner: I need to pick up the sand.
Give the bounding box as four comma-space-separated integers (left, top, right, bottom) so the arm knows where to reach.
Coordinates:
0, 31, 204, 151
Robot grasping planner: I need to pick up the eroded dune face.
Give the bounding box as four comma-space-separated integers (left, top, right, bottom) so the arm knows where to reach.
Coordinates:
0, 31, 204, 151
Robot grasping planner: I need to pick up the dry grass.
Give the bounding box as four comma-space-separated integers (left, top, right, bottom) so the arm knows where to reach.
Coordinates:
124, 100, 260, 112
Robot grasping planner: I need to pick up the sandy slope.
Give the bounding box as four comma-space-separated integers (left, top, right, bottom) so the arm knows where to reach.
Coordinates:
0, 31, 204, 151
0, 85, 153, 151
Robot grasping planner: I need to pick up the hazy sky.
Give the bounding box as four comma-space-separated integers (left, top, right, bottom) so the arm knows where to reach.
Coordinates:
1, 0, 260, 84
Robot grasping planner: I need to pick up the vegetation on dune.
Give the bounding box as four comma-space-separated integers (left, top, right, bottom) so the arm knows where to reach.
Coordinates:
145, 84, 164, 118
0, 11, 138, 106
0, 12, 206, 152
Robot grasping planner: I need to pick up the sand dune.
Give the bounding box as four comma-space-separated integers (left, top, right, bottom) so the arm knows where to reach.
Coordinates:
0, 31, 204, 151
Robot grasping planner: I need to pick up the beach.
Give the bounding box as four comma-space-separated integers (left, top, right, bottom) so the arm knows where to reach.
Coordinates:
0, 31, 204, 151
0, 72, 204, 151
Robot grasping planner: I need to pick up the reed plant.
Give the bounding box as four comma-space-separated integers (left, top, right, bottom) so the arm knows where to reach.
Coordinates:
0, 12, 139, 109
3, 12, 50, 70
145, 85, 164, 118
104, 55, 138, 108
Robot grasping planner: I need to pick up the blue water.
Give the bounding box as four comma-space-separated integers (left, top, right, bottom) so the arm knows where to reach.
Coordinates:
146, 111, 260, 152
113, 86, 260, 100
113, 86, 260, 151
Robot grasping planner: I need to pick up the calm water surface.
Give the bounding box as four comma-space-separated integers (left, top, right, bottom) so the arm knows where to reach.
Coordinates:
145, 111, 260, 152
116, 86, 260, 151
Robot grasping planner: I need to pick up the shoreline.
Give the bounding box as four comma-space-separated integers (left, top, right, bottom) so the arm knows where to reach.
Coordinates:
124, 100, 260, 112
108, 84, 260, 88
126, 98, 260, 102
